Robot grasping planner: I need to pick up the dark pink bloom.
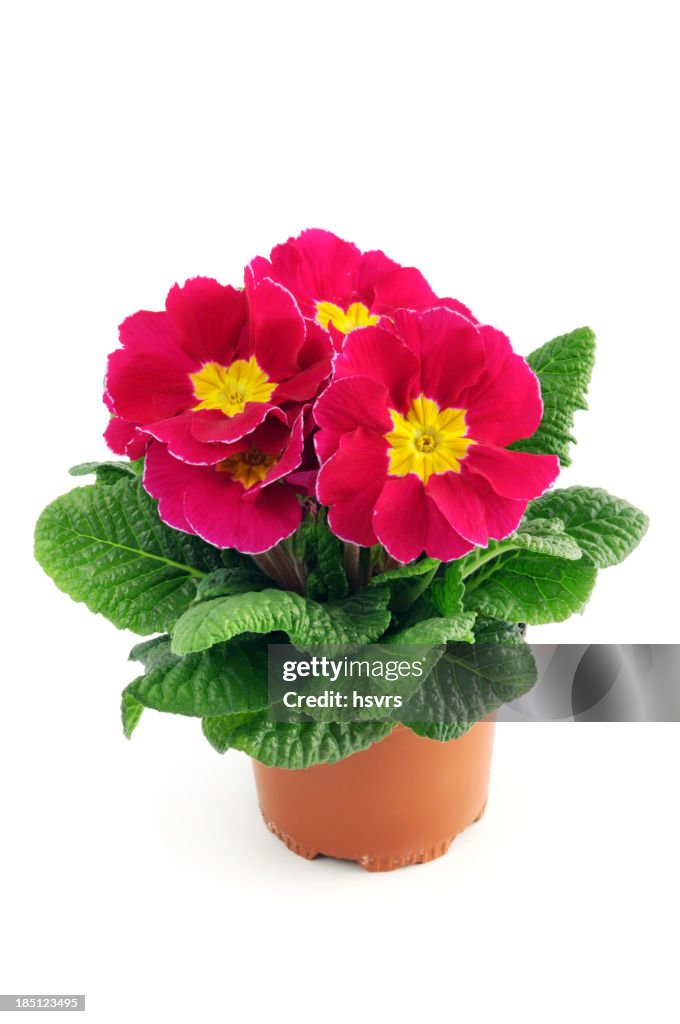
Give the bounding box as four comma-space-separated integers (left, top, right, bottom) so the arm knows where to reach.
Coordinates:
248, 228, 474, 350
143, 410, 306, 553
104, 275, 333, 465
315, 308, 559, 562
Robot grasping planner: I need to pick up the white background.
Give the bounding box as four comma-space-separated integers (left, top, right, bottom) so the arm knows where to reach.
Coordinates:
1, 2, 678, 1022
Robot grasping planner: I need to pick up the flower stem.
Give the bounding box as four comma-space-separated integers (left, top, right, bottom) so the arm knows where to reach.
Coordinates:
460, 542, 520, 590
341, 543, 364, 592
252, 545, 307, 595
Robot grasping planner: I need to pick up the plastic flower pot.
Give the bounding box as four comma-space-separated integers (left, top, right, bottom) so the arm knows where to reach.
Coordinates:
252, 722, 495, 871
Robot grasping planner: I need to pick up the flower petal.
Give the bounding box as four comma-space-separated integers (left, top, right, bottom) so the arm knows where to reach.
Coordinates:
423, 499, 477, 561
143, 443, 196, 533
259, 408, 306, 488
465, 472, 526, 540
314, 428, 343, 464
104, 416, 149, 459
165, 277, 247, 364
145, 440, 301, 553
143, 412, 235, 465
190, 403, 283, 444
286, 469, 317, 496
466, 443, 560, 499
373, 475, 429, 562
372, 475, 478, 562
313, 376, 393, 436
425, 470, 490, 546
118, 309, 189, 359
317, 428, 389, 546
461, 326, 543, 445
393, 308, 485, 409
356, 249, 401, 303
255, 229, 360, 315
372, 267, 474, 322
333, 326, 419, 412
246, 276, 306, 382
272, 322, 333, 402
184, 473, 301, 553
106, 344, 196, 424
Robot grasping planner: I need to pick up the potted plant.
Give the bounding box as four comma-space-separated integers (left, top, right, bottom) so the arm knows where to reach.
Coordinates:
35, 229, 648, 871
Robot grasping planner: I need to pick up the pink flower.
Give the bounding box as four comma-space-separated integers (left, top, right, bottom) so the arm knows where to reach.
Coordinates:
104, 275, 333, 465
249, 228, 474, 350
142, 409, 306, 553
315, 308, 560, 562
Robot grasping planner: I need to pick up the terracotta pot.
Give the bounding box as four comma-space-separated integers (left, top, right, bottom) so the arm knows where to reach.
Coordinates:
252, 722, 495, 872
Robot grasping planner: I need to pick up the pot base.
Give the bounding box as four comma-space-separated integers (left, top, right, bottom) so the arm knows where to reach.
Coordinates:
260, 797, 488, 871
252, 723, 495, 872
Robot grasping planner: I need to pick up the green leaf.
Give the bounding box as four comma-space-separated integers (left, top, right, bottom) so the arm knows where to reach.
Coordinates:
429, 561, 464, 616
514, 518, 582, 557
370, 557, 440, 613
202, 714, 394, 768
524, 486, 649, 568
389, 594, 440, 635
195, 564, 267, 601
70, 460, 142, 484
304, 515, 349, 601
386, 614, 476, 644
463, 550, 597, 624
473, 617, 527, 645
458, 518, 582, 580
510, 326, 596, 466
125, 638, 269, 717
129, 635, 179, 671
369, 557, 440, 586
403, 640, 538, 742
34, 478, 223, 634
121, 691, 144, 738
171, 587, 392, 655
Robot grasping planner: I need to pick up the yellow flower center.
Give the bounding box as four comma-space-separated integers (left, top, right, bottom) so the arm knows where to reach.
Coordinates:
385, 395, 474, 484
189, 357, 275, 417
217, 447, 277, 488
315, 300, 380, 334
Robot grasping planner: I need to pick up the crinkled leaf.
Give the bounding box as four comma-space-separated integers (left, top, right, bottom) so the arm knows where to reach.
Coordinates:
514, 518, 583, 557
429, 561, 465, 616
70, 460, 142, 484
458, 518, 582, 582
370, 557, 440, 613
195, 564, 267, 601
473, 617, 527, 645
511, 327, 596, 466
202, 713, 394, 768
390, 594, 441, 636
125, 637, 269, 717
404, 640, 538, 742
369, 557, 441, 586
524, 486, 648, 568
304, 516, 349, 601
171, 587, 392, 655
129, 635, 179, 671
386, 614, 476, 644
464, 551, 597, 624
34, 478, 222, 634
121, 691, 144, 738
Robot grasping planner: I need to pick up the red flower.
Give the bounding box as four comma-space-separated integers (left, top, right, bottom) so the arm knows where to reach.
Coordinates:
315, 308, 559, 562
142, 410, 306, 553
104, 275, 333, 465
248, 228, 474, 350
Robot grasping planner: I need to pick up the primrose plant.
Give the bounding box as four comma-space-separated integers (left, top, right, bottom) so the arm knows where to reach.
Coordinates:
35, 230, 648, 767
